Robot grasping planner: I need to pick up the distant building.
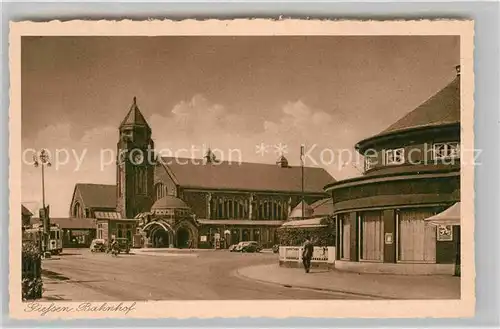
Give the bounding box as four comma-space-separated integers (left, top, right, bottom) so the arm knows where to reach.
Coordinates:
30, 217, 97, 248
325, 67, 461, 275
69, 97, 336, 248
22, 205, 33, 228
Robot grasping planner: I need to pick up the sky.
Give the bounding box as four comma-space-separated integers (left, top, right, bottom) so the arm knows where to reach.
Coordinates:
21, 36, 460, 217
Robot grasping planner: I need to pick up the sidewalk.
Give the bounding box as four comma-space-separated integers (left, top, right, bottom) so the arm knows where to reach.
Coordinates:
236, 264, 460, 299
41, 276, 119, 301
132, 248, 207, 257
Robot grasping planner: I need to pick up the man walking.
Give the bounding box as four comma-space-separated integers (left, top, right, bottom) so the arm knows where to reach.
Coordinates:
302, 236, 314, 273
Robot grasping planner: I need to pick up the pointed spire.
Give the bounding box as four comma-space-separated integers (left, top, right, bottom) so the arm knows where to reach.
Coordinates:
120, 96, 150, 129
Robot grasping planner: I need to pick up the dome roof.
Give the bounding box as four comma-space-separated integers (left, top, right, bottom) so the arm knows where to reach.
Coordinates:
151, 195, 190, 211
356, 70, 460, 152
381, 76, 460, 135
289, 200, 314, 219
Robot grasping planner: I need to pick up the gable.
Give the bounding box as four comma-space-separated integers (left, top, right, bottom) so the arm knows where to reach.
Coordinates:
73, 184, 117, 211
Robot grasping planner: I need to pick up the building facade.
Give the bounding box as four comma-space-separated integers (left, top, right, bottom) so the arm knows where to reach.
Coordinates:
69, 97, 336, 249
22, 205, 33, 228
29, 217, 97, 248
325, 67, 461, 275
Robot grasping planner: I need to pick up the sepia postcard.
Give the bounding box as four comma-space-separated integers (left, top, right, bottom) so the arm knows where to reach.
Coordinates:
9, 19, 475, 320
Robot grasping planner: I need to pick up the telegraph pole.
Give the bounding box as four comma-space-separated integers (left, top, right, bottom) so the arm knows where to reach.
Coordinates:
33, 149, 51, 258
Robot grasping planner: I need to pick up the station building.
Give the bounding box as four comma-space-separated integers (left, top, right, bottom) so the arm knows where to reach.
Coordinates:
325, 67, 461, 275
68, 98, 336, 248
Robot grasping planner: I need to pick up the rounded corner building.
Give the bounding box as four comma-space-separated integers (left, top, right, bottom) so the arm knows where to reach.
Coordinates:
325, 66, 461, 275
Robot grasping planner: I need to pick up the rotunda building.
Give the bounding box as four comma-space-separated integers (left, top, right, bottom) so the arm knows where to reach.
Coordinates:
325, 66, 461, 275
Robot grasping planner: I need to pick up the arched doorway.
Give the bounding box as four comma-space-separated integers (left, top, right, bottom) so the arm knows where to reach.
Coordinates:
176, 227, 190, 248
151, 228, 170, 248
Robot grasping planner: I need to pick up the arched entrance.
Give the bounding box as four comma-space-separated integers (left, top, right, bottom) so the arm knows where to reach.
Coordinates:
142, 221, 174, 248
152, 228, 170, 248
176, 227, 190, 248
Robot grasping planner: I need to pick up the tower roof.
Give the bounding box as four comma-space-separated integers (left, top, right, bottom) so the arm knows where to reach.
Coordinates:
380, 75, 460, 135
120, 97, 150, 128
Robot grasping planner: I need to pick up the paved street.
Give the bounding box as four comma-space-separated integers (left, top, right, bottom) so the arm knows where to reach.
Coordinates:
41, 249, 367, 300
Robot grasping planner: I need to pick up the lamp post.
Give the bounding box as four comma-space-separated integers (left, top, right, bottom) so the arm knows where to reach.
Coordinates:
33, 149, 51, 257
300, 145, 305, 220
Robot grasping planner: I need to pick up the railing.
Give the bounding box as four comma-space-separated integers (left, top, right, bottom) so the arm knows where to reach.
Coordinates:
279, 246, 335, 265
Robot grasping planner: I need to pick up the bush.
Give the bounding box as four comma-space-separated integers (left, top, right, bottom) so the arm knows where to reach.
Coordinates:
22, 241, 43, 300
277, 217, 336, 247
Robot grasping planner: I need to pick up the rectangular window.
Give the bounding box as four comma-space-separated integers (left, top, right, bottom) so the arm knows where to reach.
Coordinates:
433, 142, 460, 160
253, 229, 261, 242
364, 156, 378, 172
339, 214, 350, 260
117, 169, 121, 197
385, 148, 405, 165
359, 211, 383, 261
397, 209, 436, 263
50, 231, 56, 239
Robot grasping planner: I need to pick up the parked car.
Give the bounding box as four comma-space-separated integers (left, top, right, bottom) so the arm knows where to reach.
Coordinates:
237, 241, 261, 253
114, 238, 131, 254
90, 239, 106, 253
272, 244, 280, 253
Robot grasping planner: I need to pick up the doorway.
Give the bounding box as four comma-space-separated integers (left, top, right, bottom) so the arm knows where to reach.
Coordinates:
176, 227, 190, 248
152, 229, 170, 248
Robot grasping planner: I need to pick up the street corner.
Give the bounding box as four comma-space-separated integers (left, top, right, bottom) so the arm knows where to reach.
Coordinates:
234, 263, 287, 286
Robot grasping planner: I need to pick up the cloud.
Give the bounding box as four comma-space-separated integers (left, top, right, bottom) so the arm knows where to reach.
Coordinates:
22, 95, 366, 217
151, 95, 365, 177
22, 123, 117, 217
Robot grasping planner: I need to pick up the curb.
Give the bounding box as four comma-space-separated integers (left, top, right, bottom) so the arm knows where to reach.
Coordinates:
234, 267, 394, 300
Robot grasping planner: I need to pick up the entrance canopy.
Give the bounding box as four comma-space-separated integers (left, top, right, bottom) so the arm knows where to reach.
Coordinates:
425, 202, 461, 226
280, 217, 327, 229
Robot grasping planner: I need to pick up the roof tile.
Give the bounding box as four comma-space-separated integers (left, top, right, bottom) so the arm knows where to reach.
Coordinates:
162, 158, 335, 193
76, 184, 116, 209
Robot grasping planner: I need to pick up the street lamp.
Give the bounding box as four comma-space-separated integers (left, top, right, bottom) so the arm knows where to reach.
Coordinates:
33, 149, 51, 257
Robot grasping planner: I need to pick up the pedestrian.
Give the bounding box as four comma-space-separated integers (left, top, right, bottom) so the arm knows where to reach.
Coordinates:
302, 236, 314, 273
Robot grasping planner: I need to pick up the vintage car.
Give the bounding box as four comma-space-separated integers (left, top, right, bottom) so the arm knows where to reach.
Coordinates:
235, 241, 261, 253
115, 238, 131, 254
90, 239, 106, 253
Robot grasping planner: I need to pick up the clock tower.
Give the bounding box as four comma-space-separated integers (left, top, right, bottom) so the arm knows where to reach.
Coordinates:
116, 97, 155, 219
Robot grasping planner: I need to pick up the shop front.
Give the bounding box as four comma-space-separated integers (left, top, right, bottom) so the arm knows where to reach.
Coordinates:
196, 220, 283, 249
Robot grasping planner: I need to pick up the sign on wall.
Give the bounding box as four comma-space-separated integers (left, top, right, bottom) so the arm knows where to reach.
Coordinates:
384, 233, 393, 245
200, 235, 207, 242
437, 225, 453, 241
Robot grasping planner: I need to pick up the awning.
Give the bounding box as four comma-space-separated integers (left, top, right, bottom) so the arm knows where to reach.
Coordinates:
425, 202, 461, 226
95, 211, 122, 220
280, 217, 327, 228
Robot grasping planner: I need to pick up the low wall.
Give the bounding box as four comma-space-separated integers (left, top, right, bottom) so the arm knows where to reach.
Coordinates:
279, 246, 335, 269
